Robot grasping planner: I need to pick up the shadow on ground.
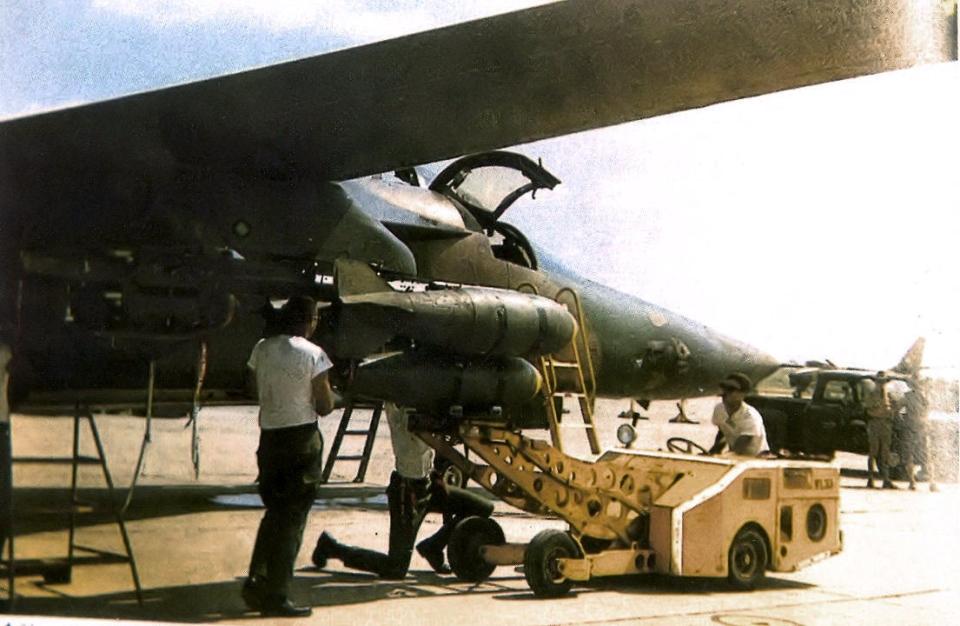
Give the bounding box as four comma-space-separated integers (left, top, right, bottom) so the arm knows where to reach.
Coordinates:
492, 572, 814, 602
11, 484, 251, 537
5, 567, 527, 622
8, 482, 450, 536
7, 570, 815, 622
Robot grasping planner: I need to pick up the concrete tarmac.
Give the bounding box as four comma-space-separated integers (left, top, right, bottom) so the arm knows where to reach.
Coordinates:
4, 399, 958, 625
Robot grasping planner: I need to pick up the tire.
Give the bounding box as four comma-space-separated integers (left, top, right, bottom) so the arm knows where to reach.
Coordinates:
727, 526, 768, 590
447, 516, 505, 582
523, 529, 581, 598
806, 504, 827, 542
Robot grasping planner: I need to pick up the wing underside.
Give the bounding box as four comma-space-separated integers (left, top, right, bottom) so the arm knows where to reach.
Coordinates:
1, 0, 955, 186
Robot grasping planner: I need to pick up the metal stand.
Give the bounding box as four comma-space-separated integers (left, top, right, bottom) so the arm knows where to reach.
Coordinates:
1, 404, 144, 611
1, 421, 13, 612
321, 401, 383, 483
669, 399, 698, 424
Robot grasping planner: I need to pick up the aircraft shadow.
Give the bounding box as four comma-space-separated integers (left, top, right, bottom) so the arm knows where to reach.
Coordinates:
9, 483, 399, 536
7, 568, 527, 622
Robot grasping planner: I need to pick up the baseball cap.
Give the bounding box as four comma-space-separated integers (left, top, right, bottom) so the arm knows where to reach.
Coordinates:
719, 372, 752, 392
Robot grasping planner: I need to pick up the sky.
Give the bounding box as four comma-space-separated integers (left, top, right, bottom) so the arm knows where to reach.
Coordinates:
2, 0, 958, 370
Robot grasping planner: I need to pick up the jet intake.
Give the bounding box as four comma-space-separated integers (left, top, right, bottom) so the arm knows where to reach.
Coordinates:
335, 286, 576, 359
349, 353, 542, 412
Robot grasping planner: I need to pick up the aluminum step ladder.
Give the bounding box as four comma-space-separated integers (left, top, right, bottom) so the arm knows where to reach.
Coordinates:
320, 401, 383, 483
1, 403, 143, 612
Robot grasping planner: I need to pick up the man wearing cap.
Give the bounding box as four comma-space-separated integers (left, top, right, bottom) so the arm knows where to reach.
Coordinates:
242, 296, 335, 618
708, 372, 770, 456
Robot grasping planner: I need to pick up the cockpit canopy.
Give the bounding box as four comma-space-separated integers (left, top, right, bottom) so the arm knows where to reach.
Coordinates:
430, 151, 560, 231
430, 151, 560, 270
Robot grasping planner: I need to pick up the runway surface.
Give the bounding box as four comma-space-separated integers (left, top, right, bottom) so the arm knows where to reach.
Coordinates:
4, 398, 958, 625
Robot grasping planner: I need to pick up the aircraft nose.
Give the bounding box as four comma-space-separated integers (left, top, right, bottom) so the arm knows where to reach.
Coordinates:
693, 330, 780, 394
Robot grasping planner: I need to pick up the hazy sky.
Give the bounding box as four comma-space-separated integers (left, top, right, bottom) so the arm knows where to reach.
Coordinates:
2, 1, 958, 369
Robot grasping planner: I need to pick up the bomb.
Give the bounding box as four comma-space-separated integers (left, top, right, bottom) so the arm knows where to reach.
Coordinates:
349, 353, 542, 412
333, 285, 576, 359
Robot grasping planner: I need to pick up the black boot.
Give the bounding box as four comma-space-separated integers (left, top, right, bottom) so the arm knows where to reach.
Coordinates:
241, 576, 267, 611
260, 595, 312, 618
312, 531, 339, 569
416, 539, 451, 574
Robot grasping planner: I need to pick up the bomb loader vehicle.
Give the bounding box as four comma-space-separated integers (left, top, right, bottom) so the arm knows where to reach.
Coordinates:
417, 420, 842, 597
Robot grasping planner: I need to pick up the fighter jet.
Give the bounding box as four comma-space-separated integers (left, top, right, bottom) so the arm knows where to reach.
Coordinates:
0, 0, 955, 422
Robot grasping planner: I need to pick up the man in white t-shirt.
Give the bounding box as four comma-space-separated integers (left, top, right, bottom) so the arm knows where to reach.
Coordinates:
242, 296, 335, 618
708, 372, 770, 456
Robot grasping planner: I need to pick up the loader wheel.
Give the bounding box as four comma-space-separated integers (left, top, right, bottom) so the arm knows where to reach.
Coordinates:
448, 516, 505, 582
524, 529, 581, 598
727, 527, 768, 590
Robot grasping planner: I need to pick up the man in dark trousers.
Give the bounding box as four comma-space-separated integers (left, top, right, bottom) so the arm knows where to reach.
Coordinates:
242, 296, 335, 617
311, 402, 493, 579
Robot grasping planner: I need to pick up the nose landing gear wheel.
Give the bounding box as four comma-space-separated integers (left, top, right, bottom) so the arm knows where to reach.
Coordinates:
523, 529, 581, 597
448, 516, 505, 582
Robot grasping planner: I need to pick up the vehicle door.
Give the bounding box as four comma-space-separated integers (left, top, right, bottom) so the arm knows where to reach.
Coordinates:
803, 378, 859, 453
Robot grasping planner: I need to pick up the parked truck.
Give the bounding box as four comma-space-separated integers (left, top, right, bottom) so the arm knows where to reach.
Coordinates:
749, 366, 958, 481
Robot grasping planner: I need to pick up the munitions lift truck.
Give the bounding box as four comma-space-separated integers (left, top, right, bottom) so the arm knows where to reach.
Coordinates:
418, 421, 843, 597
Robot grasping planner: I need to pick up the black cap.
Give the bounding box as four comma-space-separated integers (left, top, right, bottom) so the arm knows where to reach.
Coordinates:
280, 296, 317, 325
720, 372, 752, 392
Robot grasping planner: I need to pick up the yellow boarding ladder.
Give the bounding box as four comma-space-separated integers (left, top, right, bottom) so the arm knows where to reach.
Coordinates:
534, 286, 600, 455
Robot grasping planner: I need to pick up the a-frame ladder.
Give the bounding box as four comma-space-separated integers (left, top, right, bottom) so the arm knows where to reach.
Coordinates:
2, 402, 143, 611
320, 401, 383, 483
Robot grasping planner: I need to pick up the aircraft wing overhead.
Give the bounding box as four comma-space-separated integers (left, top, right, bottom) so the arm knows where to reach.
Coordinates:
0, 0, 956, 184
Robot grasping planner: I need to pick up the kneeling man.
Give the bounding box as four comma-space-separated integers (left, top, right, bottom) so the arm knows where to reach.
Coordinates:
312, 403, 493, 578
